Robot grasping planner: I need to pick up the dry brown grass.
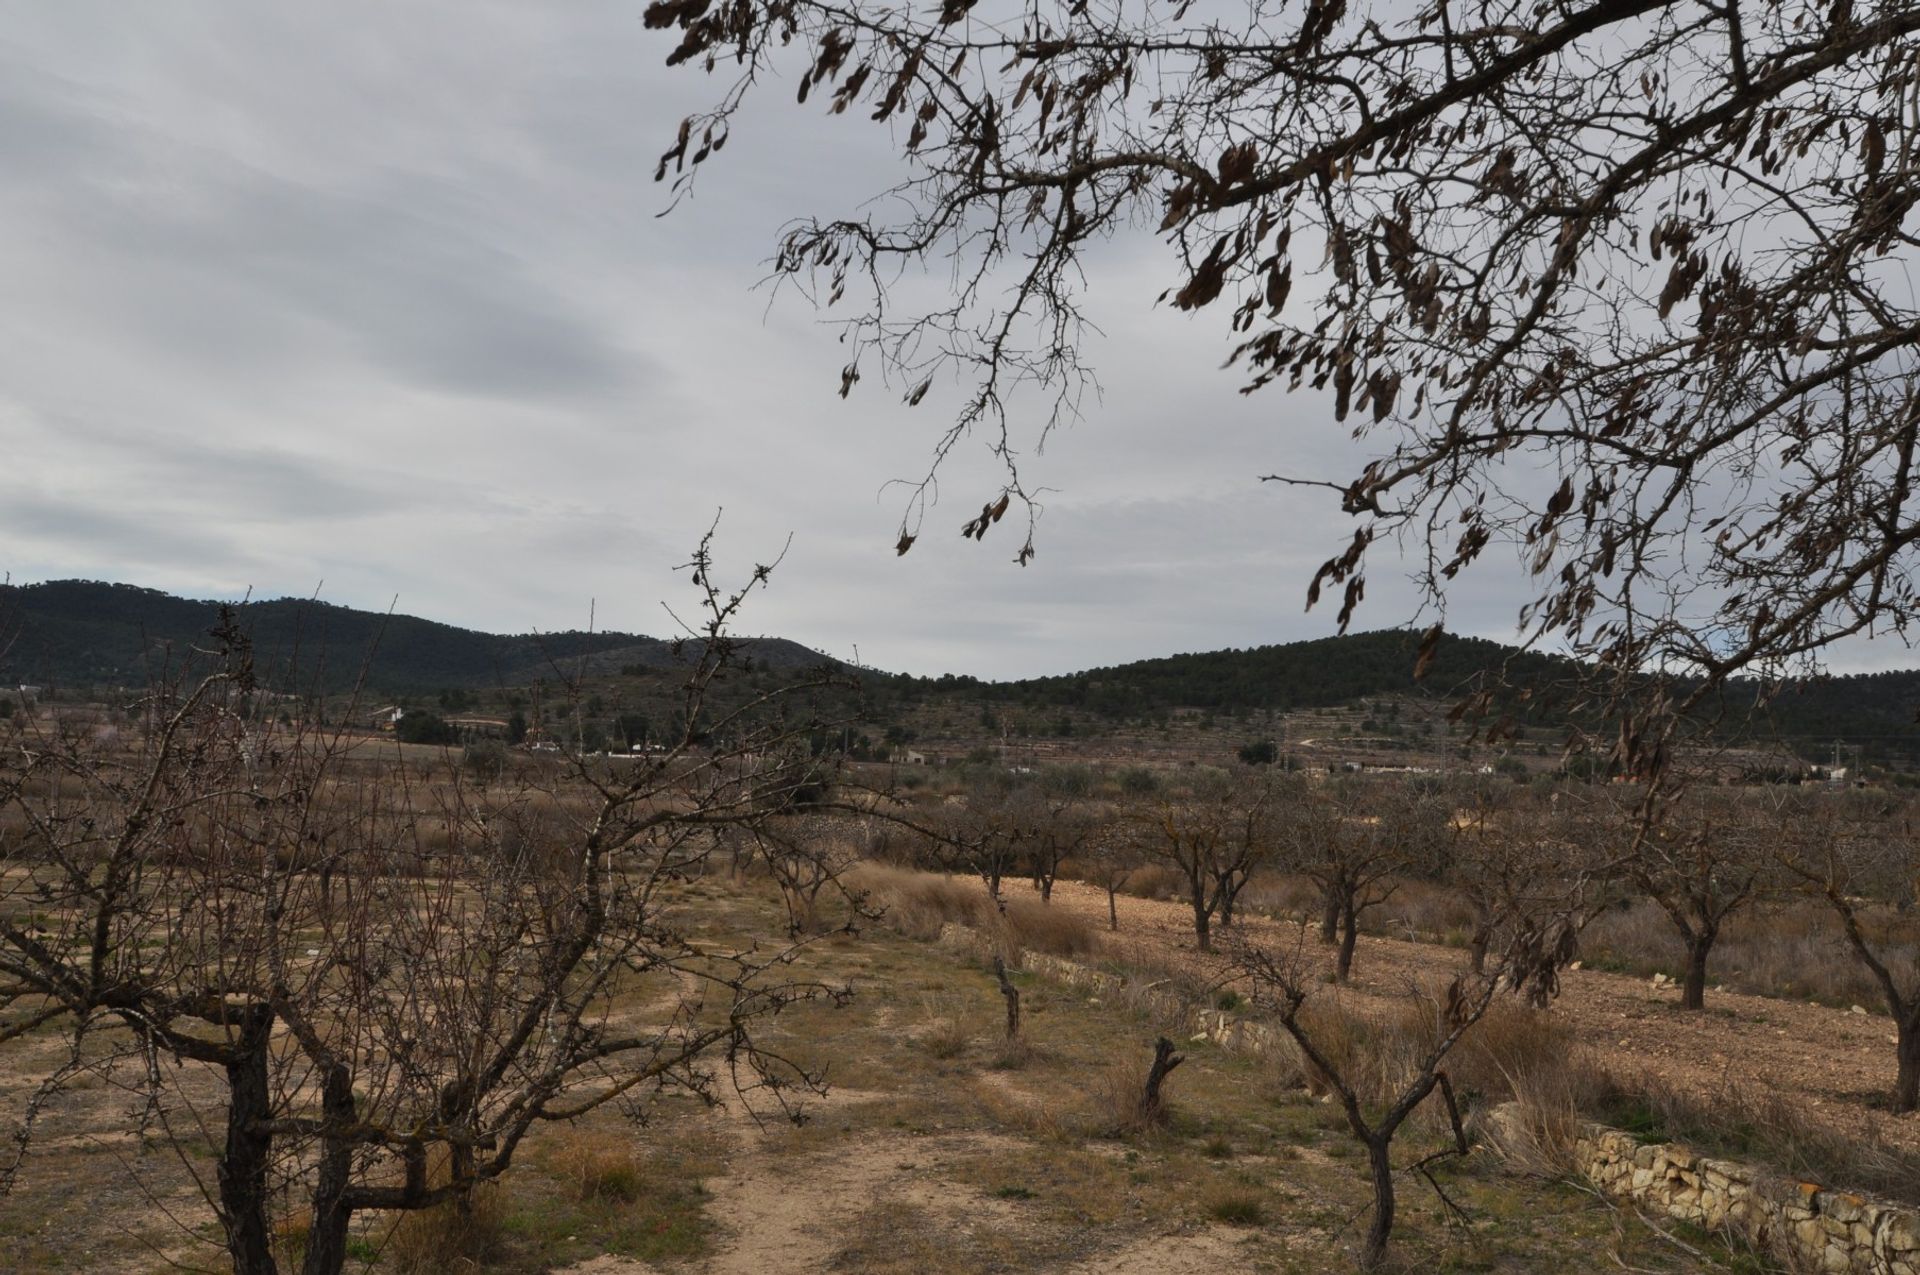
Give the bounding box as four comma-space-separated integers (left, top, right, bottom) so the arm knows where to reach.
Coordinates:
913, 994, 973, 1059
1582, 897, 1919, 1010
1116, 863, 1182, 901
1090, 1054, 1177, 1137
848, 864, 1097, 957
383, 1180, 510, 1274
543, 1127, 646, 1204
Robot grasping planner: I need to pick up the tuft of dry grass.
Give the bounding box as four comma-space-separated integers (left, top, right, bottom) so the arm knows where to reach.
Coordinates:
546, 1127, 646, 1204
384, 1180, 509, 1274
271, 1207, 312, 1268
847, 864, 1096, 958
1000, 895, 1098, 957
1092, 1059, 1171, 1138
986, 1033, 1036, 1070
1116, 864, 1182, 901
914, 994, 973, 1060
971, 1079, 1077, 1143
1203, 1187, 1267, 1226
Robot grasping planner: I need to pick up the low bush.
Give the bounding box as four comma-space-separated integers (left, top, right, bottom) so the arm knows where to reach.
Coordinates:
1203, 1189, 1267, 1226
384, 1180, 509, 1275
1116, 864, 1182, 901
847, 864, 1096, 957
547, 1128, 646, 1204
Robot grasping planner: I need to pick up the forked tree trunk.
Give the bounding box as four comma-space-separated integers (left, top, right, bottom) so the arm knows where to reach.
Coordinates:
1361, 1135, 1396, 1270
302, 1063, 358, 1275
220, 1034, 278, 1275
1319, 890, 1340, 944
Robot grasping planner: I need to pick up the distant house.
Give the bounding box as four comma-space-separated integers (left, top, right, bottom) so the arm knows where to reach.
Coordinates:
369, 705, 404, 731
894, 749, 928, 766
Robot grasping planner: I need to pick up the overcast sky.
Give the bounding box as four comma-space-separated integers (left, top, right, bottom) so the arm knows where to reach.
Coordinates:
0, 3, 1907, 680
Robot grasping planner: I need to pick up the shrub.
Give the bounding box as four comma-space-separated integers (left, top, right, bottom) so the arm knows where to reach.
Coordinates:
384, 1181, 508, 1274
847, 864, 1097, 957
1093, 1062, 1164, 1137
1002, 895, 1097, 957
1117, 864, 1181, 901
1204, 1190, 1267, 1225
548, 1128, 645, 1204
915, 996, 972, 1059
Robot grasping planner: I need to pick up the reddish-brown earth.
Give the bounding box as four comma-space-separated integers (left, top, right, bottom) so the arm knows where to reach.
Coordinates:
1044, 879, 1920, 1147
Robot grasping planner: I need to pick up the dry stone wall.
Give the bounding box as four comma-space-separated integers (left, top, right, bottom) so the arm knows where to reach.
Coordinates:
1484, 1106, 1920, 1275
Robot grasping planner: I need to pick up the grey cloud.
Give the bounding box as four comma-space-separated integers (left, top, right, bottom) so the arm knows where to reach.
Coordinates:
0, 4, 1904, 682
1, 488, 253, 568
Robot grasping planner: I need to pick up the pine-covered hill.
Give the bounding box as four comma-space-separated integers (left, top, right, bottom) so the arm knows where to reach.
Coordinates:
9, 581, 1920, 764
1742, 670, 1920, 764
882, 630, 1574, 718
0, 580, 837, 695
876, 631, 1920, 765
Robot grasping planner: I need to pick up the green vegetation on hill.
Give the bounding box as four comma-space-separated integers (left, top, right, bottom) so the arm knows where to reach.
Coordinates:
882, 630, 1569, 717
10, 580, 1920, 765
0, 580, 835, 695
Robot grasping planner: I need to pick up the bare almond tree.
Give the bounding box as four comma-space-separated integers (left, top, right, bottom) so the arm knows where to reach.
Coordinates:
1237, 844, 1590, 1269
0, 535, 858, 1275
1621, 786, 1771, 1011
1286, 780, 1449, 981
1081, 820, 1139, 931
646, 0, 1920, 768
1778, 791, 1920, 1112
1136, 766, 1275, 953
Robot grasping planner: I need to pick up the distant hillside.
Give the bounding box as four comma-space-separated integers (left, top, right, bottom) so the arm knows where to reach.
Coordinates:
892, 630, 1571, 716
882, 630, 1920, 765
0, 581, 838, 695
8, 581, 1920, 765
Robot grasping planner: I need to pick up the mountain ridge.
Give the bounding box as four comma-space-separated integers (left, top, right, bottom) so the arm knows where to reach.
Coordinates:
8, 579, 1920, 765
0, 580, 836, 693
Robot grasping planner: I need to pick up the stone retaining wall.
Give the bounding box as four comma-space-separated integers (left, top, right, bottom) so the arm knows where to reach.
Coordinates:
1483, 1105, 1920, 1274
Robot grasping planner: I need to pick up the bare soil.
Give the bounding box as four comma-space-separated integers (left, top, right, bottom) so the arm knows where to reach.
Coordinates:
1047, 878, 1920, 1146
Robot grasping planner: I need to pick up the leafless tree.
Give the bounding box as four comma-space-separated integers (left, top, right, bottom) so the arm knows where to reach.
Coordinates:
929, 774, 1036, 901
1620, 785, 1772, 1010
1778, 791, 1920, 1112
1136, 766, 1275, 952
756, 811, 856, 934
1444, 782, 1605, 980
0, 535, 858, 1275
1080, 820, 1138, 931
1025, 773, 1097, 902
647, 0, 1920, 773
1237, 834, 1589, 1271
1287, 780, 1448, 981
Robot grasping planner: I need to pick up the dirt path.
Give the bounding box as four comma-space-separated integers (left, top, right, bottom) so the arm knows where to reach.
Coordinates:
557, 1085, 1260, 1275
1043, 879, 1920, 1145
